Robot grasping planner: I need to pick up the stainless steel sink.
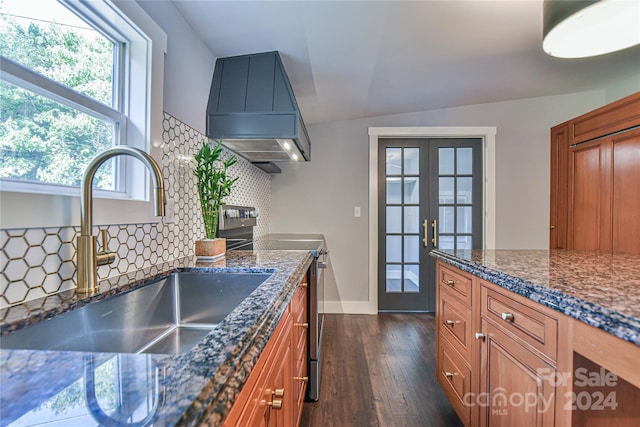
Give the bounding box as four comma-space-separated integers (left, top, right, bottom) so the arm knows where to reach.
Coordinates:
1, 271, 271, 355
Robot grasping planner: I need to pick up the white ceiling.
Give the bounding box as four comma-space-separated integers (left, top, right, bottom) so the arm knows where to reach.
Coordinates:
171, 0, 640, 125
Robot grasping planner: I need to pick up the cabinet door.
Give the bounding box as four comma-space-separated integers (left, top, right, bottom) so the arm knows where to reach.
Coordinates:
479, 319, 556, 427
267, 333, 293, 427
227, 310, 293, 427
611, 129, 640, 254
567, 138, 611, 251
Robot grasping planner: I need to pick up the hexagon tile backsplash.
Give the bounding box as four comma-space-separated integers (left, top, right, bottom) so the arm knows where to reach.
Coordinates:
0, 113, 271, 308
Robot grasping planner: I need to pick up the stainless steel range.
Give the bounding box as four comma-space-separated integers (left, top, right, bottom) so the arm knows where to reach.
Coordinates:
256, 234, 327, 402
217, 205, 257, 250
218, 206, 327, 402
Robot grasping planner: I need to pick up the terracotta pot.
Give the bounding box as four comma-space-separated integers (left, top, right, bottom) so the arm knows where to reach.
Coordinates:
195, 238, 226, 259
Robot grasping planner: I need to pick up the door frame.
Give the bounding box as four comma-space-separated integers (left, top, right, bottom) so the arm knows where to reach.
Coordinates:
368, 127, 497, 314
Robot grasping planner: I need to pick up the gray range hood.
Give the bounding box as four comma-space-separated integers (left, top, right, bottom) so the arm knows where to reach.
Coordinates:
206, 51, 311, 174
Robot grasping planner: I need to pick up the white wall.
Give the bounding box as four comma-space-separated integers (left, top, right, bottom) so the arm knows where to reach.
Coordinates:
138, 0, 215, 134
270, 91, 615, 310
604, 72, 640, 104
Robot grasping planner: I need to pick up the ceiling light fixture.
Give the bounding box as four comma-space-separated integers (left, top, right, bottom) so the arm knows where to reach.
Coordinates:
542, 0, 640, 58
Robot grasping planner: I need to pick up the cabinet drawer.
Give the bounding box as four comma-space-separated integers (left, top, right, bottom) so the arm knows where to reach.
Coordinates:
481, 283, 558, 362
438, 263, 473, 306
439, 290, 472, 362
438, 334, 471, 426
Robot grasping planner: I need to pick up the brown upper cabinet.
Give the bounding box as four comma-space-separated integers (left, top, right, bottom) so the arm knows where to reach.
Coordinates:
550, 91, 640, 254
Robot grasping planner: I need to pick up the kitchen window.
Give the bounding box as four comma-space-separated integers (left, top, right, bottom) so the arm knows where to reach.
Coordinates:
0, 0, 154, 201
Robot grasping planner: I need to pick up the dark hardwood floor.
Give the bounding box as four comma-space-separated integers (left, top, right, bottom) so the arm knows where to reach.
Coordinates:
301, 313, 463, 427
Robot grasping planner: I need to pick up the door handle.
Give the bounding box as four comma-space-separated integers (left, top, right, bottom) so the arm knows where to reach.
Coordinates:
422, 219, 429, 247
431, 219, 438, 247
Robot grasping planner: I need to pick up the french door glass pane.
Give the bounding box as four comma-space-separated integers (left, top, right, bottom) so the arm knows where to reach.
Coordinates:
404, 148, 420, 174
386, 178, 401, 204
439, 206, 454, 233
456, 235, 473, 250
386, 236, 401, 262
457, 177, 473, 203
387, 206, 402, 233
404, 206, 419, 233
404, 177, 419, 203
457, 148, 473, 174
439, 147, 455, 174
439, 235, 454, 250
386, 148, 402, 174
404, 235, 419, 262
404, 265, 419, 292
457, 206, 472, 233
439, 177, 454, 204
385, 264, 402, 292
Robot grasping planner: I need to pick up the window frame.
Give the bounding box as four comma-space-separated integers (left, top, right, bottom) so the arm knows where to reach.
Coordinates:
0, 57, 129, 198
0, 0, 167, 229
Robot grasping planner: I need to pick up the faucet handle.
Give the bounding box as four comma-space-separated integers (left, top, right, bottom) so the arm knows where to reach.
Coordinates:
97, 229, 116, 266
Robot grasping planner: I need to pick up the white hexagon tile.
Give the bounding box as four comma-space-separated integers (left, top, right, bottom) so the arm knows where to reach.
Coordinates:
0, 112, 271, 308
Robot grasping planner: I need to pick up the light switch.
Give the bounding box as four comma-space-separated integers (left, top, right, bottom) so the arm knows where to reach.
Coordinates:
354, 206, 361, 218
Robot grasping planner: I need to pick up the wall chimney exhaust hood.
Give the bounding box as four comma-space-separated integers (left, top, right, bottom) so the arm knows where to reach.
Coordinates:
206, 51, 311, 174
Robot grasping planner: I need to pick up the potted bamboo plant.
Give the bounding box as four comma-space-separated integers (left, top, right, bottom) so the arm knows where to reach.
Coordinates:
194, 139, 238, 258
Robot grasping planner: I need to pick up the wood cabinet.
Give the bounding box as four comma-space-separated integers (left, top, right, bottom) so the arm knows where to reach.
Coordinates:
435, 259, 640, 427
567, 138, 610, 251
436, 261, 564, 427
222, 307, 292, 427
550, 91, 640, 253
221, 273, 309, 427
436, 263, 475, 426
478, 281, 560, 427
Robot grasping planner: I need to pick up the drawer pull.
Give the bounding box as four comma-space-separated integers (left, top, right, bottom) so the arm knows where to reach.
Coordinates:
272, 388, 285, 398
267, 398, 283, 410
501, 312, 515, 322
299, 283, 308, 288
294, 376, 309, 382
446, 280, 455, 286
444, 371, 454, 380
475, 332, 486, 340
294, 322, 309, 328
444, 319, 455, 326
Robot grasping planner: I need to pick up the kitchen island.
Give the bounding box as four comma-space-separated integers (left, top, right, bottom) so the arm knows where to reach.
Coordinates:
0, 250, 313, 426
431, 249, 640, 427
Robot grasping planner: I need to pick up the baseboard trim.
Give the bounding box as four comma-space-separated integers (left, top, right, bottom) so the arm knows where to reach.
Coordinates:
324, 301, 372, 314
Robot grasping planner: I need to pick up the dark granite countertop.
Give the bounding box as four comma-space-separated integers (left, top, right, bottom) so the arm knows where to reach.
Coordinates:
430, 249, 640, 346
0, 250, 313, 426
